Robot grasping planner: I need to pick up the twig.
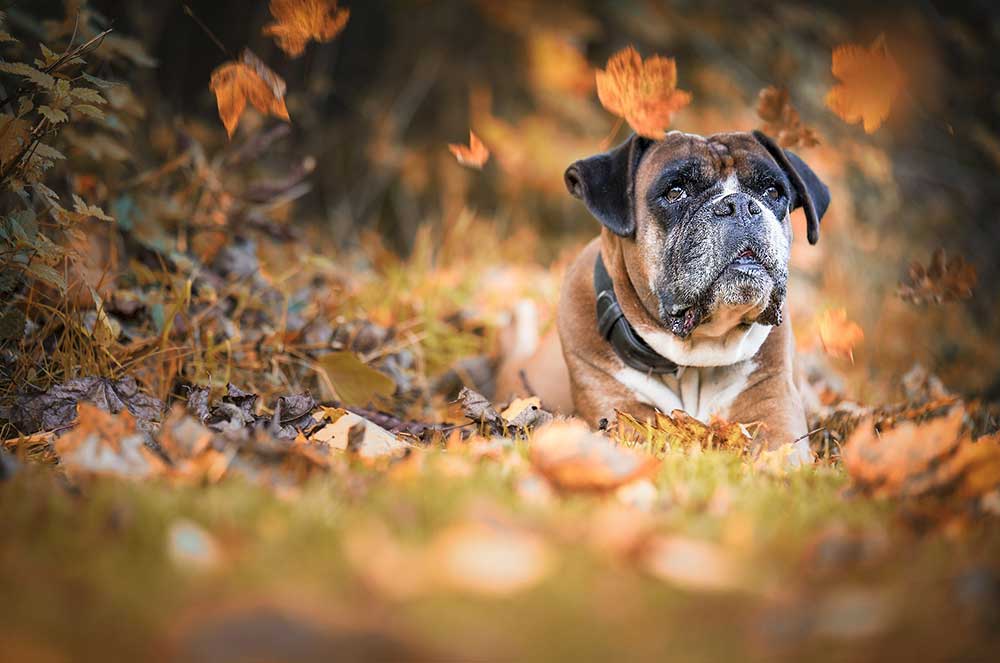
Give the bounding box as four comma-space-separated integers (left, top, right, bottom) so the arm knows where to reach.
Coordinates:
792, 426, 826, 445
179, 1, 233, 58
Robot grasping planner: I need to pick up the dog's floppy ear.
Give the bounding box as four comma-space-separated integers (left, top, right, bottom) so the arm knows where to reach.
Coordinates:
752, 130, 830, 245
564, 134, 652, 237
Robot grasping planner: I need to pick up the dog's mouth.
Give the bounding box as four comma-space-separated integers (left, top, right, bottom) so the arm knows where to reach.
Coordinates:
728, 247, 764, 271
660, 245, 776, 338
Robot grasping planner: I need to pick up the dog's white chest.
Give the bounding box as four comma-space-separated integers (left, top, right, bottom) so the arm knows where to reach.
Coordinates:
613, 360, 757, 422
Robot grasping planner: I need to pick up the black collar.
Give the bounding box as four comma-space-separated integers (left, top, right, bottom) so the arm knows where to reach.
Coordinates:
594, 254, 678, 375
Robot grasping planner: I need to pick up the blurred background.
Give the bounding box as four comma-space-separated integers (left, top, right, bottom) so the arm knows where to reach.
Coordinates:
4, 0, 999, 405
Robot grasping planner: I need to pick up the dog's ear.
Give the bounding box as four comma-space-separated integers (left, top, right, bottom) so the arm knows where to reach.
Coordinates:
752, 130, 830, 245
564, 134, 652, 237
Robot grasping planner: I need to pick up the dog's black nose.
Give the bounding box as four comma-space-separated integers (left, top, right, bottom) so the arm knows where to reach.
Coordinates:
713, 193, 762, 219
712, 199, 735, 217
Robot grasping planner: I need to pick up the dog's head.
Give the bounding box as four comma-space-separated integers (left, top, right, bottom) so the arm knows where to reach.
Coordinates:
565, 130, 829, 338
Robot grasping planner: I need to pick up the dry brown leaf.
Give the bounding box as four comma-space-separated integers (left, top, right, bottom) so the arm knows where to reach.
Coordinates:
54, 403, 165, 479
897, 248, 977, 305
530, 419, 660, 491
817, 308, 864, 362
843, 407, 1000, 499
448, 130, 490, 169
595, 46, 691, 139
755, 85, 820, 149
263, 0, 350, 57
209, 49, 290, 138
825, 34, 903, 133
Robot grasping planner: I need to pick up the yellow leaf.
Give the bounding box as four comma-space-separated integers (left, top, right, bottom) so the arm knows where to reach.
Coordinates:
317, 351, 396, 407
825, 34, 903, 134
209, 49, 290, 138
263, 0, 350, 58
595, 46, 691, 139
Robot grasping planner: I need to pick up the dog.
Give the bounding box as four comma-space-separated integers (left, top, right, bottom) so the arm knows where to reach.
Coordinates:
497, 130, 829, 461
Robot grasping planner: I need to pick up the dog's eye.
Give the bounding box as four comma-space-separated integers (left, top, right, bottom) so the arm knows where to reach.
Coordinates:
664, 186, 686, 203
765, 185, 782, 201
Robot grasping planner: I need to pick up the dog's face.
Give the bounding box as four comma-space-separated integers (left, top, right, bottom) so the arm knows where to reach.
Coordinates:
565, 130, 829, 339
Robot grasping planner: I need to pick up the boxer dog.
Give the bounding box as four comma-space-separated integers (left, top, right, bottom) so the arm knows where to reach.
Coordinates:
497, 130, 829, 461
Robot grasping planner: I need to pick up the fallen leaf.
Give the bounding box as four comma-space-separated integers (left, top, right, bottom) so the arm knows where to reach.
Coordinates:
756, 85, 820, 149
843, 407, 1000, 500
159, 405, 213, 460
429, 521, 552, 596
54, 403, 165, 480
641, 535, 745, 592
897, 248, 977, 305
209, 49, 290, 138
817, 308, 864, 362
1, 376, 163, 434
530, 419, 660, 492
595, 46, 691, 139
501, 396, 553, 429
263, 0, 350, 58
312, 410, 406, 460
448, 130, 490, 169
317, 351, 396, 407
825, 34, 903, 133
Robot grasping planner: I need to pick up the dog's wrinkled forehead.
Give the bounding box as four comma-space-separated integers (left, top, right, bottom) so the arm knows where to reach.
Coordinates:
633, 131, 781, 194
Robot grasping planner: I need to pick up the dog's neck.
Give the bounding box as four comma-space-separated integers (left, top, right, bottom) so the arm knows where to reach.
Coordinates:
601, 235, 772, 368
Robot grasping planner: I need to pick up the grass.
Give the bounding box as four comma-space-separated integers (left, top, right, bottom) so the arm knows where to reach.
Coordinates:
2, 444, 998, 662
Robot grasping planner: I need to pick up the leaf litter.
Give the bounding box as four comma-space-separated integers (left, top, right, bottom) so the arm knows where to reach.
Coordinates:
1, 3, 999, 660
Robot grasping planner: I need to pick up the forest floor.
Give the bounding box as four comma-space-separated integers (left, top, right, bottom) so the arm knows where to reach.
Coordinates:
2, 3, 1000, 662
2, 228, 999, 662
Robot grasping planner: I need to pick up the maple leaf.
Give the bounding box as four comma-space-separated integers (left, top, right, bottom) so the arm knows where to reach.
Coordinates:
825, 34, 903, 133
209, 49, 290, 138
817, 308, 864, 362
897, 248, 977, 305
595, 46, 691, 139
448, 130, 490, 169
756, 85, 820, 149
263, 0, 350, 58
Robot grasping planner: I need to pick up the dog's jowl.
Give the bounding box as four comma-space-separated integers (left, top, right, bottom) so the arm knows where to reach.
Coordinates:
498, 130, 830, 461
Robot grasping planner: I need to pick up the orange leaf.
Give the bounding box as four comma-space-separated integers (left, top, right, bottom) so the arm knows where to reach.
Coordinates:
595, 46, 691, 139
817, 308, 864, 362
209, 49, 290, 138
54, 403, 165, 479
263, 0, 350, 57
530, 419, 660, 492
448, 130, 490, 169
825, 34, 903, 133
843, 407, 1000, 500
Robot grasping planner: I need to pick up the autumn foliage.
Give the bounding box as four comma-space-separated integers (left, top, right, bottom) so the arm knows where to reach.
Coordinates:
1, 1, 999, 661
595, 46, 691, 138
